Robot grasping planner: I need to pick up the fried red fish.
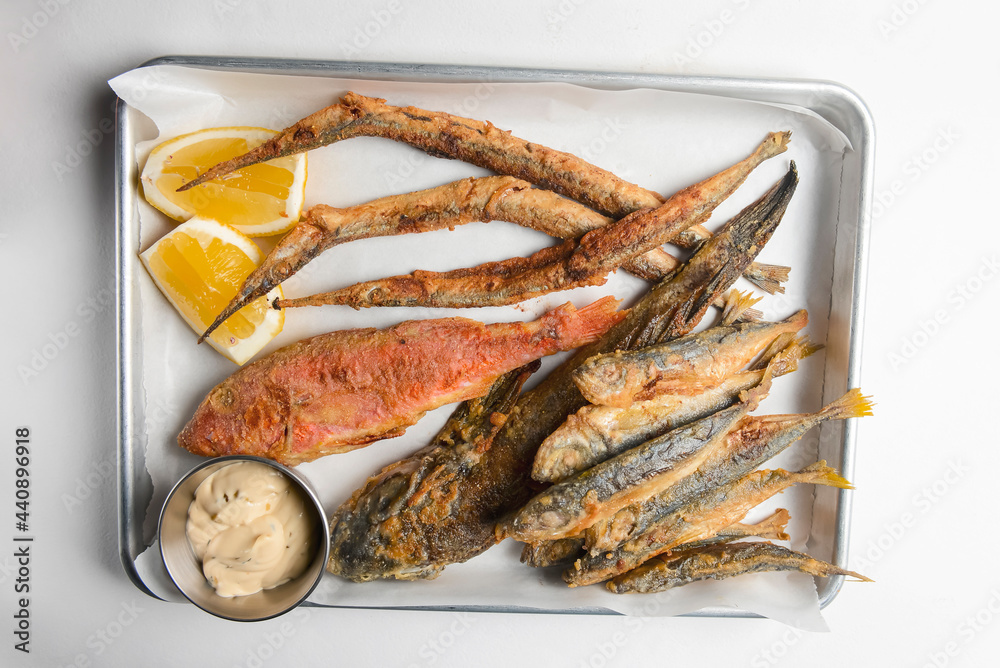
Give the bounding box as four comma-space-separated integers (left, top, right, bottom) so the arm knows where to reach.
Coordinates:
178, 297, 624, 465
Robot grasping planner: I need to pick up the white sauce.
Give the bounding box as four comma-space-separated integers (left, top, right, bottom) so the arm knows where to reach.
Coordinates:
186, 461, 314, 598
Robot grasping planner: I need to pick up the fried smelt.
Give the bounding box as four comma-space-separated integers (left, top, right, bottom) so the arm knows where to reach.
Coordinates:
503, 380, 770, 543
522, 509, 790, 570
275, 133, 788, 311
584, 389, 873, 554
327, 363, 538, 582
198, 176, 703, 341
573, 310, 808, 408
565, 462, 851, 586
606, 542, 871, 594
533, 335, 816, 483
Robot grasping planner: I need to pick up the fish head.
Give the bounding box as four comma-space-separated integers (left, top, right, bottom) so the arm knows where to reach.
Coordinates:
178, 377, 290, 462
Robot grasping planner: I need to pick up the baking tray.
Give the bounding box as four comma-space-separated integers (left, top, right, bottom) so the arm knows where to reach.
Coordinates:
115, 56, 874, 616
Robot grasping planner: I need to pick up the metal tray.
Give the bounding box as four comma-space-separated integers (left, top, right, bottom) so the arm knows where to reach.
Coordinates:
116, 56, 874, 615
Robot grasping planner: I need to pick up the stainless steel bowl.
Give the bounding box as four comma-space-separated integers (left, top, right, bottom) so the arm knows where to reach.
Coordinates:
158, 456, 330, 621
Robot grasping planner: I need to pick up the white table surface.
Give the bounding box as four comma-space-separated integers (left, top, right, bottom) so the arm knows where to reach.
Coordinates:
3, 1, 997, 666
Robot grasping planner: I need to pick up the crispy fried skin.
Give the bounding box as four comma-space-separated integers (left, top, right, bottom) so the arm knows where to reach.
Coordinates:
199, 176, 688, 341
573, 310, 808, 408
584, 388, 874, 554
275, 133, 788, 311
178, 298, 624, 465
533, 335, 814, 483
606, 542, 871, 594
505, 395, 759, 543
327, 363, 538, 581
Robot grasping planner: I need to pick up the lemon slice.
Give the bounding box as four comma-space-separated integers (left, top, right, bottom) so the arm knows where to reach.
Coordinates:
140, 127, 307, 237
140, 216, 284, 365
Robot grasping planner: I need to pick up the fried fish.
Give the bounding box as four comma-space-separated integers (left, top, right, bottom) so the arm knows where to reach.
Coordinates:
606, 542, 871, 594
178, 297, 623, 465
274, 132, 788, 311
328, 363, 538, 581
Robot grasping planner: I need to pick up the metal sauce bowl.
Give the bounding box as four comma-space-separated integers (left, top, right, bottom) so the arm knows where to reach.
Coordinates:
158, 456, 330, 621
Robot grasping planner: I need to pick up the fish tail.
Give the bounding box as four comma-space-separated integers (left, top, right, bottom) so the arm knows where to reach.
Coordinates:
759, 333, 822, 378
816, 388, 875, 422
798, 460, 854, 490
743, 262, 791, 295
720, 289, 763, 325
547, 296, 627, 347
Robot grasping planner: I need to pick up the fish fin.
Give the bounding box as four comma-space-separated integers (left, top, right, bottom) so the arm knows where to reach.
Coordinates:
738, 363, 774, 411
799, 460, 854, 490
719, 289, 764, 325
743, 262, 791, 295
742, 508, 791, 541
548, 296, 626, 347
817, 388, 875, 421
795, 335, 824, 360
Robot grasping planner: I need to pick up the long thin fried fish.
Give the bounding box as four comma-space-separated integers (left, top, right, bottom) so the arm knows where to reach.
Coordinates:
198, 176, 700, 341
520, 510, 790, 569
565, 462, 851, 586
503, 380, 770, 543
275, 132, 788, 311
345, 164, 796, 563
176, 91, 786, 254
606, 542, 871, 594
534, 335, 814, 483
327, 363, 537, 582
574, 310, 808, 407
584, 388, 874, 554
177, 297, 624, 466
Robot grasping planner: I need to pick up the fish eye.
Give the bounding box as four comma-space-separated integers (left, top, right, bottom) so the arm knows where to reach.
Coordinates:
211, 386, 236, 410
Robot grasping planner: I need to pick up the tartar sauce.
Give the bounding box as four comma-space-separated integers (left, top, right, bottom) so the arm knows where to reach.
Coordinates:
186, 461, 315, 598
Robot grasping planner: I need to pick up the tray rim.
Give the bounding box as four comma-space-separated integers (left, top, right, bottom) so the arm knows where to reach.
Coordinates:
115, 55, 875, 618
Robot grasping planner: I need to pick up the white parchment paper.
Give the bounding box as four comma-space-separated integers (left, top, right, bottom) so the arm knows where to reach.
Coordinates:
110, 64, 853, 629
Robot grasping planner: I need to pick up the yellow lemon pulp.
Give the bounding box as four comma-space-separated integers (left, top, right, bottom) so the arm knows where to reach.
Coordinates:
141, 217, 283, 365
141, 128, 306, 237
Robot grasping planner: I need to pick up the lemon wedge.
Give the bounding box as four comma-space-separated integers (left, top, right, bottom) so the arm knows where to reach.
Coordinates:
140, 216, 284, 365
140, 127, 307, 237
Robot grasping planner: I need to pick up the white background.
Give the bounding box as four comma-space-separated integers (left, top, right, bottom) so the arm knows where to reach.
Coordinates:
2, 1, 996, 666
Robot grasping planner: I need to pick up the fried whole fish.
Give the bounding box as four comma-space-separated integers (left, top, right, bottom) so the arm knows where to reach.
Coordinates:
328, 363, 538, 581
178, 297, 624, 465
176, 92, 782, 252
565, 461, 852, 586
520, 510, 790, 569
606, 542, 871, 594
574, 310, 809, 407
503, 379, 770, 543
274, 132, 789, 311
584, 388, 874, 554
533, 335, 814, 483
198, 176, 700, 341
